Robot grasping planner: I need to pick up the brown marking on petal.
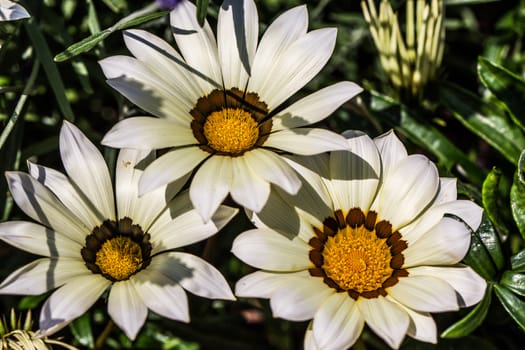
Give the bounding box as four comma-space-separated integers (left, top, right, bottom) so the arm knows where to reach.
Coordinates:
393, 269, 409, 278
347, 289, 360, 300
334, 209, 346, 229
391, 240, 408, 255
313, 227, 327, 242
375, 220, 392, 238
361, 290, 380, 299
382, 276, 398, 288
365, 211, 377, 231
81, 247, 95, 263
387, 231, 402, 245
119, 217, 132, 235
309, 268, 325, 277
346, 208, 365, 228
86, 235, 101, 250
390, 254, 405, 269
323, 217, 338, 236
309, 250, 323, 266
308, 237, 323, 249
85, 262, 101, 274
323, 277, 341, 291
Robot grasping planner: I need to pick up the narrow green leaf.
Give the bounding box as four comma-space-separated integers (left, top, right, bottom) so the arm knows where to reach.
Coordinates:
494, 283, 525, 331
481, 168, 509, 237
463, 232, 497, 280
511, 249, 525, 272
511, 170, 525, 240
54, 11, 167, 62
54, 30, 111, 62
24, 19, 75, 121
501, 271, 525, 297
518, 150, 525, 184
101, 0, 127, 13
18, 294, 48, 310
196, 0, 210, 27
441, 283, 493, 338
438, 82, 525, 164
70, 313, 94, 348
478, 57, 525, 132
116, 11, 168, 30
475, 214, 505, 271
369, 91, 485, 185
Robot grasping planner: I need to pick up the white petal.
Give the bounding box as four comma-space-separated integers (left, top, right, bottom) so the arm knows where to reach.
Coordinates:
249, 5, 308, 96
39, 275, 110, 332
401, 199, 482, 244
244, 149, 301, 194
170, 0, 222, 92
132, 269, 189, 322
312, 293, 364, 350
0, 221, 81, 258
218, 0, 258, 88
251, 27, 337, 109
232, 228, 311, 271
60, 121, 115, 221
5, 172, 88, 244
328, 131, 381, 212
28, 162, 103, 229
403, 217, 471, 267
150, 252, 235, 300
358, 297, 409, 349
272, 82, 363, 131
389, 299, 437, 344
139, 147, 209, 195
408, 265, 487, 308
0, 258, 87, 295
389, 274, 459, 312
102, 117, 195, 150
374, 155, 439, 229
304, 322, 320, 350
122, 29, 203, 103
230, 156, 270, 212
189, 156, 232, 222
0, 0, 30, 21
150, 202, 237, 253
270, 276, 333, 321
108, 281, 148, 340
435, 177, 458, 204
100, 56, 192, 121
235, 270, 309, 298
374, 130, 408, 179
265, 128, 348, 155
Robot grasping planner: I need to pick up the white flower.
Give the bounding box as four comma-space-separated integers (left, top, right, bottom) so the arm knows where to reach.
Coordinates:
99, 0, 362, 221
0, 0, 29, 21
232, 130, 486, 349
0, 121, 237, 340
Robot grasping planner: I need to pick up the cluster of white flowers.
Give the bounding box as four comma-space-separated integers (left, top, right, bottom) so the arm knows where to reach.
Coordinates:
0, 0, 486, 349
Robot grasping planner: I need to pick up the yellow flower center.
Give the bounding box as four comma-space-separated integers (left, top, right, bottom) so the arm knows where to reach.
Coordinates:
322, 225, 393, 293
81, 218, 152, 281
203, 108, 259, 154
95, 236, 143, 281
309, 208, 408, 299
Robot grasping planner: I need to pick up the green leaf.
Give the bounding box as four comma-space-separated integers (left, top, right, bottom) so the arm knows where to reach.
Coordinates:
24, 19, 75, 121
511, 170, 525, 239
494, 283, 525, 331
510, 249, 525, 272
196, 0, 210, 27
438, 82, 525, 164
70, 313, 94, 348
441, 283, 493, 338
54, 30, 111, 62
478, 57, 525, 132
369, 91, 485, 185
481, 168, 509, 237
475, 214, 505, 271
18, 294, 48, 310
101, 0, 127, 13
463, 231, 497, 280
445, 0, 501, 4
518, 150, 525, 184
54, 11, 167, 62
501, 271, 525, 297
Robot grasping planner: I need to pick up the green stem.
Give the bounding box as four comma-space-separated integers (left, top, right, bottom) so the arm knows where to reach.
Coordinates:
93, 319, 114, 350
0, 59, 39, 151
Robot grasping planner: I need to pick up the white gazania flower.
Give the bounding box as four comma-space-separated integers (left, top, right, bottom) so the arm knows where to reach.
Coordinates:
99, 0, 363, 221
0, 121, 237, 340
0, 0, 30, 21
232, 130, 487, 349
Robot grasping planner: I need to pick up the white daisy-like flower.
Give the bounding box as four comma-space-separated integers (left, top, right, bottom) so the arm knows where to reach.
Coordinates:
0, 0, 29, 21
232, 130, 487, 349
99, 0, 363, 221
0, 121, 238, 340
